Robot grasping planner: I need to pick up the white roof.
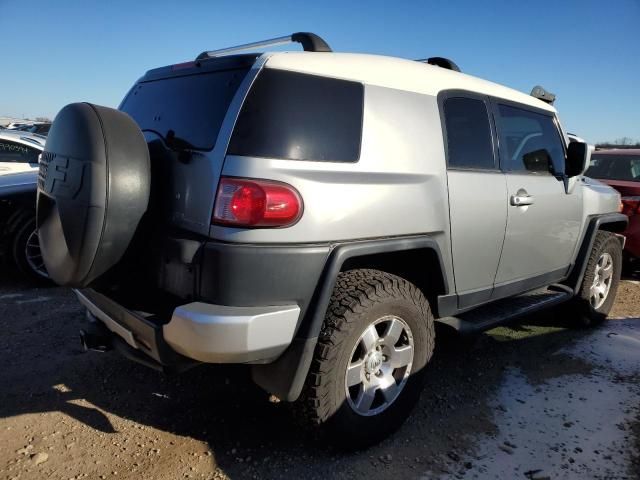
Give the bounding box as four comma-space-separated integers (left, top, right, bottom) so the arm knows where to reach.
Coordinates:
264, 52, 555, 113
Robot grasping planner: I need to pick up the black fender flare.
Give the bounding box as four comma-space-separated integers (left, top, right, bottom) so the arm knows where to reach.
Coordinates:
565, 212, 628, 293
252, 235, 448, 402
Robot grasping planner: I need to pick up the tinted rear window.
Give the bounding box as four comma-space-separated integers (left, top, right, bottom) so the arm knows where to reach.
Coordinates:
443, 97, 495, 169
120, 68, 249, 150
586, 155, 640, 181
228, 69, 364, 162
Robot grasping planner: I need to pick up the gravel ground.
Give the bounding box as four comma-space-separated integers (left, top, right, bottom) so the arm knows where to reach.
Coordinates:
0, 270, 639, 480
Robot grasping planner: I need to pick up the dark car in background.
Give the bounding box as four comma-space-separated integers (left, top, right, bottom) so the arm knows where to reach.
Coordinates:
585, 149, 640, 262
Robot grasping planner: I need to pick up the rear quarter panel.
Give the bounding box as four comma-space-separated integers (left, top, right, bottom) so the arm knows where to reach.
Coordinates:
211, 85, 455, 291
212, 86, 450, 243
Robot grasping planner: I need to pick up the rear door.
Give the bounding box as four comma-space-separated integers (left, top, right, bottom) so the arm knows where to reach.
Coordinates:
119, 56, 255, 235
492, 102, 582, 293
0, 139, 40, 174
442, 93, 507, 308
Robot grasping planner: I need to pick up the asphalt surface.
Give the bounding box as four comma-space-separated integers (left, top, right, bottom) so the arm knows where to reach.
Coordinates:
0, 270, 639, 480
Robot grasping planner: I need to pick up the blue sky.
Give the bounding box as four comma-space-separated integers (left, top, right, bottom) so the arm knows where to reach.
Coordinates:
1, 0, 638, 143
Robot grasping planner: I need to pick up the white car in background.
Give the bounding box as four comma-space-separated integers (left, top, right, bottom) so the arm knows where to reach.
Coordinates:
0, 130, 45, 175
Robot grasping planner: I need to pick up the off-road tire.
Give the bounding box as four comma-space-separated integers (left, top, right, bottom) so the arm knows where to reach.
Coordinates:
298, 269, 435, 449
570, 231, 622, 327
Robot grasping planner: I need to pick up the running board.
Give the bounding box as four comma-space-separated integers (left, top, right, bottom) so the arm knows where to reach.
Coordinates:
438, 285, 573, 335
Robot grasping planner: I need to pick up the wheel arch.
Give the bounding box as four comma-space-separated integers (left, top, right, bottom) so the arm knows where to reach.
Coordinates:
565, 213, 628, 294
252, 235, 449, 402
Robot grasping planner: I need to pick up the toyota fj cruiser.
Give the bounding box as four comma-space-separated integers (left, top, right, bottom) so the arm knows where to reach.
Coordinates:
37, 33, 627, 448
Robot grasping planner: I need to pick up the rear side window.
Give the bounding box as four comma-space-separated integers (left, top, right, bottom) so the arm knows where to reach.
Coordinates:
443, 97, 495, 169
120, 68, 249, 151
228, 69, 363, 162
496, 105, 565, 174
0, 140, 40, 163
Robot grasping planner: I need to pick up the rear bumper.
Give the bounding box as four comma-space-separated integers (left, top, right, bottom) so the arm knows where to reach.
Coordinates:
74, 289, 300, 366
164, 303, 299, 363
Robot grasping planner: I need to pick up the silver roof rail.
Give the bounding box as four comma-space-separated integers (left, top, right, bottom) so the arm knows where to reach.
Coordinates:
196, 32, 331, 60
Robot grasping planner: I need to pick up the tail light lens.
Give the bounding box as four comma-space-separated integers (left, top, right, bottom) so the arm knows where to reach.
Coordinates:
621, 196, 640, 217
213, 177, 303, 227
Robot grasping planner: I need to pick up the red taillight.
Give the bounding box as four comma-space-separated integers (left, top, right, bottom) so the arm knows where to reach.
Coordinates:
621, 196, 640, 217
213, 177, 303, 227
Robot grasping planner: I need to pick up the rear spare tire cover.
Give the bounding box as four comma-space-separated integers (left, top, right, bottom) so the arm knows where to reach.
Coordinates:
37, 103, 150, 287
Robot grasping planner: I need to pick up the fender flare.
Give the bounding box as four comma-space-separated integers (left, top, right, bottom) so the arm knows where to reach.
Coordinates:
565, 212, 628, 293
252, 235, 448, 402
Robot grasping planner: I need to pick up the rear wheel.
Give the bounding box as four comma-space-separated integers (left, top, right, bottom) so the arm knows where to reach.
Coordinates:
569, 231, 622, 327
299, 269, 435, 449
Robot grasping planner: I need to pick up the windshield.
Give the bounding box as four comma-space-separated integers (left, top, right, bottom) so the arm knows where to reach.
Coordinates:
120, 67, 249, 151
585, 154, 640, 181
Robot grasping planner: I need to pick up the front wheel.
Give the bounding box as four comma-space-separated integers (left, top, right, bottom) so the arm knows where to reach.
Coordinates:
299, 269, 435, 449
569, 231, 622, 327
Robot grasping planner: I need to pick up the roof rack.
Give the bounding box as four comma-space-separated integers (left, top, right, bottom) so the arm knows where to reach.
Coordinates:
416, 57, 461, 72
196, 32, 331, 60
530, 85, 556, 105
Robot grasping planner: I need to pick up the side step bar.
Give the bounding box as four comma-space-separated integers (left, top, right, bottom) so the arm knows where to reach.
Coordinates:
438, 284, 573, 335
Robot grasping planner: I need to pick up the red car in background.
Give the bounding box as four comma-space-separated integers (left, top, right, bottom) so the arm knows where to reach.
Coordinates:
585, 149, 640, 263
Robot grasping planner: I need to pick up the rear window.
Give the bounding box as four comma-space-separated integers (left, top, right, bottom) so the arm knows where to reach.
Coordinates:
443, 97, 495, 169
120, 68, 249, 151
228, 69, 364, 162
586, 155, 640, 181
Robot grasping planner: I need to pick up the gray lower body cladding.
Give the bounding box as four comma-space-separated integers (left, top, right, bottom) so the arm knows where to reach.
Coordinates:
84, 237, 331, 364
198, 241, 331, 327
84, 234, 447, 401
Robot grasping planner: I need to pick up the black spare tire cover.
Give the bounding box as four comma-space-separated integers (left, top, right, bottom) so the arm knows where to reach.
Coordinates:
37, 103, 150, 287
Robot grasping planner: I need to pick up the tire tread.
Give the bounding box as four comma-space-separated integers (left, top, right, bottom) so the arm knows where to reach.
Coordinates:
298, 269, 433, 426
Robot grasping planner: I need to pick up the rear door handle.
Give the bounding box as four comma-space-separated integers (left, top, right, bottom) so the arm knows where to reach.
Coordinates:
510, 191, 535, 206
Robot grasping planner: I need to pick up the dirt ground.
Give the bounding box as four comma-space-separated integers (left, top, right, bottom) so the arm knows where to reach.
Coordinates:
0, 271, 639, 480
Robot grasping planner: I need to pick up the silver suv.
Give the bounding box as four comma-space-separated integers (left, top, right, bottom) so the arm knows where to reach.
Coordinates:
37, 33, 627, 448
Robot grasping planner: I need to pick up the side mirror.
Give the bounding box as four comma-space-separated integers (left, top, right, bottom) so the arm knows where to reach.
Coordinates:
566, 141, 591, 177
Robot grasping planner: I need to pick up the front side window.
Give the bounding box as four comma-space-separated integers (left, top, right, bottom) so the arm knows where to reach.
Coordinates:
0, 140, 40, 163
228, 69, 364, 162
496, 105, 565, 174
443, 97, 495, 169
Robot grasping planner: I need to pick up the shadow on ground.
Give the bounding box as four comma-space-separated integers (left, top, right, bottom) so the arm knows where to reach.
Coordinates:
0, 269, 637, 479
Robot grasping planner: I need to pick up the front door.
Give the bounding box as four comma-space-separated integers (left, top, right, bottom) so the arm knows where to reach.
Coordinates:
493, 103, 582, 291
